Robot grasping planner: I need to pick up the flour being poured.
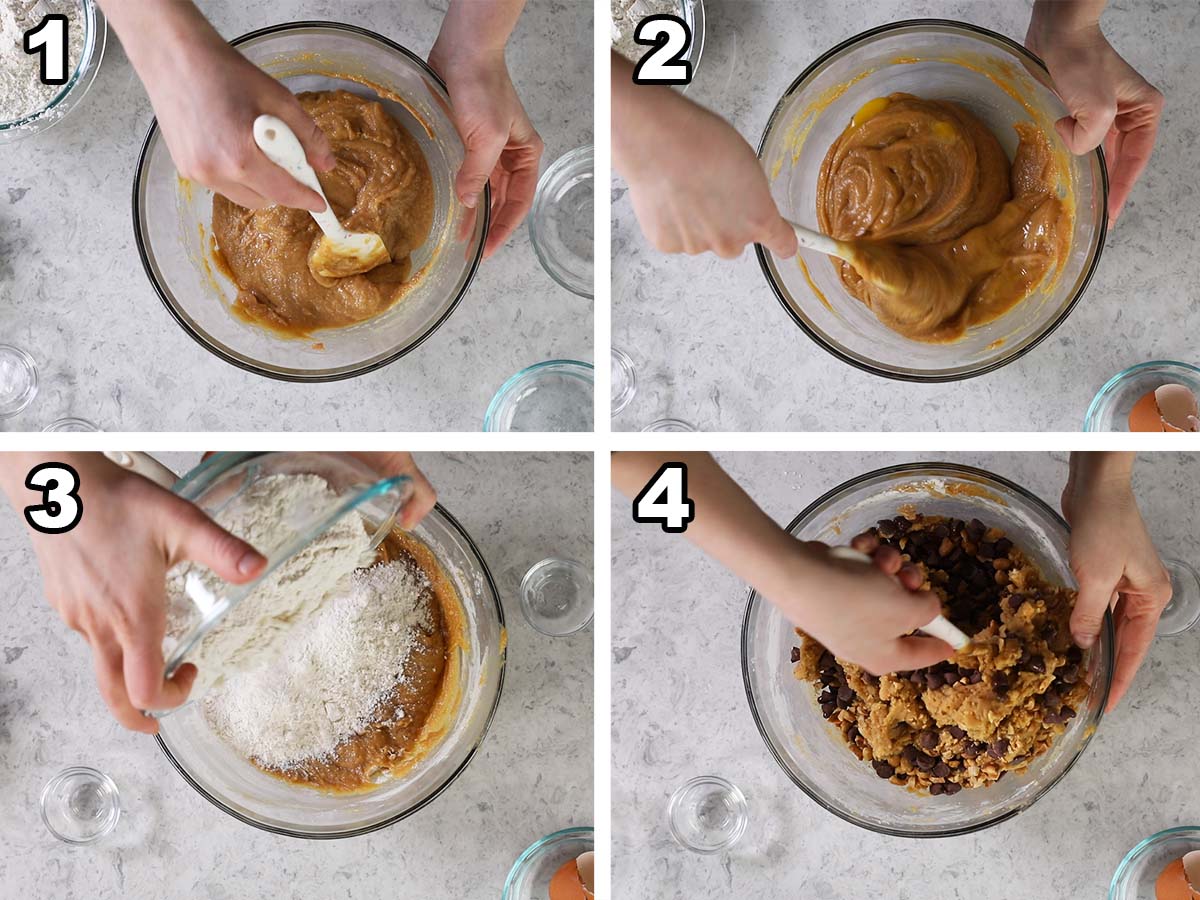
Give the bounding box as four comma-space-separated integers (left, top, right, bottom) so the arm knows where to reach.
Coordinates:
0, 0, 85, 125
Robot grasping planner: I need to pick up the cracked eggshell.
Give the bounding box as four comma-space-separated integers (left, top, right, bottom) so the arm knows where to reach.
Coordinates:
577, 851, 595, 899
1155, 384, 1200, 432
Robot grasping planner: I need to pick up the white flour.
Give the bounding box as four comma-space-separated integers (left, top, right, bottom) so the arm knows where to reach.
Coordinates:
610, 0, 683, 62
0, 0, 85, 124
165, 473, 374, 699
202, 560, 432, 769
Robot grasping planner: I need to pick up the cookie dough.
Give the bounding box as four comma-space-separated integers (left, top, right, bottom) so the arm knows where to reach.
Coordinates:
816, 94, 1070, 343
212, 89, 434, 338
793, 513, 1089, 795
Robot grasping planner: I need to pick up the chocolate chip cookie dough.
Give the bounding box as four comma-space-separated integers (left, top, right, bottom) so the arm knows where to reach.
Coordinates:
212, 89, 435, 338
816, 94, 1070, 343
793, 513, 1089, 795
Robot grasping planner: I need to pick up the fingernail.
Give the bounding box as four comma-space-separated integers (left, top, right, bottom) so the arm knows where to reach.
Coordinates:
238, 550, 265, 575
1073, 631, 1095, 649
462, 192, 478, 209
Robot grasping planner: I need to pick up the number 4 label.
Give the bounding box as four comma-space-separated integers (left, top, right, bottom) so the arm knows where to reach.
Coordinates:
632, 14, 693, 86
632, 462, 695, 533
24, 14, 69, 86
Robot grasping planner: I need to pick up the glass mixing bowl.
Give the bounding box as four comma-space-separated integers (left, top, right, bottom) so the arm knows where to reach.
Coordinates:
741, 462, 1115, 837
156, 499, 506, 838
502, 826, 594, 900
133, 22, 487, 381
0, 0, 106, 143
1110, 827, 1200, 900
1085, 361, 1200, 431
757, 20, 1107, 382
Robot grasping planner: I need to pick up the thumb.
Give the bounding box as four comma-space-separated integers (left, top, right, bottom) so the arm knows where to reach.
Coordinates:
277, 102, 336, 173
760, 214, 799, 259
167, 501, 267, 585
1070, 573, 1114, 649
456, 130, 506, 209
1055, 108, 1114, 155
889, 634, 957, 671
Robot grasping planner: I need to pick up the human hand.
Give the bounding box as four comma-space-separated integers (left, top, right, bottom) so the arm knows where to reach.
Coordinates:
1061, 454, 1171, 710
614, 71, 798, 259
5, 454, 266, 733
768, 533, 955, 676
346, 452, 438, 530
428, 46, 544, 257
1026, 4, 1163, 222
111, 1, 334, 211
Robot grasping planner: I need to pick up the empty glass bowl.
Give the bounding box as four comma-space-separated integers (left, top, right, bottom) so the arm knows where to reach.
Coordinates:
530, 144, 594, 297
611, 346, 638, 416
503, 826, 594, 900
0, 344, 38, 418
43, 416, 99, 432
520, 557, 593, 635
757, 20, 1107, 381
156, 499, 506, 838
40, 767, 120, 844
133, 22, 487, 381
484, 360, 595, 432
742, 462, 1114, 836
1085, 361, 1200, 431
1110, 827, 1200, 899
668, 775, 748, 853
0, 0, 106, 143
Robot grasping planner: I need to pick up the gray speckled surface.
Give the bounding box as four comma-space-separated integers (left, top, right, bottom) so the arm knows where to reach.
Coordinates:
612, 451, 1199, 898
0, 0, 592, 432
611, 0, 1199, 431
0, 451, 593, 899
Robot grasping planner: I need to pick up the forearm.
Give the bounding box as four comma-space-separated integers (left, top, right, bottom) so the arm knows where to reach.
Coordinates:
0, 452, 53, 510
433, 0, 526, 59
1067, 451, 1135, 492
1029, 0, 1107, 39
612, 52, 696, 178
95, 0, 221, 80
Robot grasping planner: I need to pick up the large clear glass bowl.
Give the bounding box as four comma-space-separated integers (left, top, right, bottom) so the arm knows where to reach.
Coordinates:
757, 20, 1107, 382
0, 0, 106, 143
156, 500, 506, 838
1085, 360, 1200, 432
133, 22, 487, 382
1109, 827, 1200, 900
502, 827, 594, 900
741, 462, 1115, 836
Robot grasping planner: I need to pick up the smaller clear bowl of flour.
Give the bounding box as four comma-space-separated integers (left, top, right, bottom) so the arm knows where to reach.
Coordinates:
156, 451, 413, 708
0, 0, 107, 143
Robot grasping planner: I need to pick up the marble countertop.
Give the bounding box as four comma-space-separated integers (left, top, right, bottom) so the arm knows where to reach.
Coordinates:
612, 0, 1198, 431
0, 451, 593, 899
612, 451, 1199, 898
1, 0, 592, 432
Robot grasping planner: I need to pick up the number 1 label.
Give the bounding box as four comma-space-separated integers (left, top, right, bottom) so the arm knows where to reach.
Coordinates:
24, 14, 69, 86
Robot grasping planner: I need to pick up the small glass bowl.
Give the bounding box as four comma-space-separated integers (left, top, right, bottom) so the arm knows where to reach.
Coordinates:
133, 22, 487, 381
742, 463, 1114, 837
611, 346, 638, 417
529, 145, 594, 297
40, 767, 121, 844
757, 20, 1107, 382
1085, 361, 1200, 431
520, 557, 593, 635
484, 360, 595, 432
1158, 558, 1200, 637
667, 775, 748, 854
1110, 826, 1200, 899
0, 344, 39, 418
43, 416, 99, 432
0, 0, 107, 143
502, 826, 594, 900
642, 417, 695, 432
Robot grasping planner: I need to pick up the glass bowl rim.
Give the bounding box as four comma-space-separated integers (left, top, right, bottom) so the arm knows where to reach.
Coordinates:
0, 342, 40, 419
739, 460, 1116, 838
131, 19, 490, 383
483, 358, 596, 432
501, 825, 595, 899
154, 499, 507, 840
1108, 825, 1200, 897
0, 0, 104, 132
1084, 359, 1200, 431
39, 765, 121, 844
519, 556, 594, 636
528, 143, 595, 299
753, 17, 1109, 383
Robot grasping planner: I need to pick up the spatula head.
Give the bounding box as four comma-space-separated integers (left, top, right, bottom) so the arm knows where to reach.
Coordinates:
308, 231, 391, 282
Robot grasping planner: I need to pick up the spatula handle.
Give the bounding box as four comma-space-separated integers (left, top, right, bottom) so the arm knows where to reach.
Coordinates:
252, 115, 344, 237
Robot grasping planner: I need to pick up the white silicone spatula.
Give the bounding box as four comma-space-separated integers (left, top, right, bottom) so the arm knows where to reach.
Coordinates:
827, 546, 971, 649
251, 114, 390, 280
786, 219, 909, 296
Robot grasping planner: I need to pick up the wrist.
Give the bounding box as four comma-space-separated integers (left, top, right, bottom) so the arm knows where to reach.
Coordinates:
1030, 0, 1105, 49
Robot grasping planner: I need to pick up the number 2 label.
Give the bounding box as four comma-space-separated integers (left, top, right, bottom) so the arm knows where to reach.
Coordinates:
24, 14, 69, 86
24, 463, 83, 534
632, 462, 695, 533
632, 14, 693, 86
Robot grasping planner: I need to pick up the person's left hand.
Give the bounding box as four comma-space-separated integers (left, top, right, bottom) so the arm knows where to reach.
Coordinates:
1061, 469, 1172, 710
428, 47, 544, 257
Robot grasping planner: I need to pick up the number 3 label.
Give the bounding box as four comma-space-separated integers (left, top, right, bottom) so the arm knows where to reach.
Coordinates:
632, 462, 695, 533
24, 463, 83, 534
632, 14, 693, 86
24, 14, 69, 86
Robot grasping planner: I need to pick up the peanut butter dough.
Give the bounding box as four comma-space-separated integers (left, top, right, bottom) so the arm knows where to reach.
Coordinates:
816, 94, 1070, 343
793, 513, 1089, 795
212, 90, 434, 338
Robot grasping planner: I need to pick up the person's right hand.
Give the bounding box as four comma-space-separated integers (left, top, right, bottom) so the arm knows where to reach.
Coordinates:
614, 75, 798, 259
769, 533, 955, 676
18, 454, 266, 733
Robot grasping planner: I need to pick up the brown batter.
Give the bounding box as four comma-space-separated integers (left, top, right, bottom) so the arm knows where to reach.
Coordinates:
793, 513, 1089, 795
256, 529, 464, 793
212, 90, 434, 338
816, 94, 1070, 343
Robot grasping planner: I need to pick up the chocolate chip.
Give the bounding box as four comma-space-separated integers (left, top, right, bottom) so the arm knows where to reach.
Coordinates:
925, 672, 943, 690
948, 725, 967, 740
790, 646, 802, 663
1040, 622, 1058, 641
837, 685, 854, 703
988, 739, 1009, 759
961, 743, 979, 759
1060, 664, 1080, 685
915, 752, 936, 771
1043, 688, 1061, 710
877, 519, 898, 538
917, 730, 939, 750
943, 781, 962, 796
967, 518, 986, 539
977, 541, 996, 560
1066, 646, 1083, 664
1006, 594, 1024, 612
1028, 655, 1046, 674
995, 538, 1012, 556
968, 670, 983, 684
872, 760, 895, 778
909, 671, 924, 685
846, 725, 860, 744
1063, 706, 1076, 720
929, 781, 945, 795
893, 516, 911, 533
821, 701, 836, 719
818, 650, 835, 671
901, 745, 919, 765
